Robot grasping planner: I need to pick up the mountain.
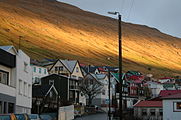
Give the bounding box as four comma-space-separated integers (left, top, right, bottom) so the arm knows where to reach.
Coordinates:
0, 0, 181, 77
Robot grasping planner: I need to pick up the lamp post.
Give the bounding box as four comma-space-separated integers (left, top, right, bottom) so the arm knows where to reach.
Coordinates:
108, 11, 122, 120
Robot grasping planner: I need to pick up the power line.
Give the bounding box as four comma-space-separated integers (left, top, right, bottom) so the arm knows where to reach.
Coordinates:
126, 0, 135, 21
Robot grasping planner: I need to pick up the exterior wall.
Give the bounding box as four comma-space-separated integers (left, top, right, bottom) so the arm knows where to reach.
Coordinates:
31, 65, 48, 84
163, 99, 181, 120
134, 107, 162, 120
0, 64, 16, 114
15, 50, 32, 114
79, 93, 86, 105
147, 82, 163, 97
71, 62, 83, 80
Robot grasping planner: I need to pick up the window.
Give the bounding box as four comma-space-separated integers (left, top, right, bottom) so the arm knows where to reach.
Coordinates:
28, 84, 31, 98
173, 102, 181, 112
102, 89, 105, 95
55, 67, 58, 71
4, 102, 7, 114
142, 109, 147, 116
159, 109, 163, 116
76, 67, 79, 72
150, 109, 155, 116
0, 70, 9, 85
8, 103, 14, 113
55, 66, 63, 71
19, 80, 23, 95
24, 82, 27, 96
177, 102, 181, 109
39, 68, 41, 74
24, 62, 28, 72
49, 80, 54, 85
59, 66, 63, 71
0, 101, 2, 114
44, 69, 46, 74
33, 67, 36, 73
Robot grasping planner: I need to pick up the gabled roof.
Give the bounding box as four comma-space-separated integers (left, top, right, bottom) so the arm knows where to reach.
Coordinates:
162, 93, 181, 99
159, 90, 181, 97
0, 45, 17, 54
0, 46, 13, 51
111, 73, 125, 82
134, 100, 162, 107
60, 60, 77, 73
32, 84, 58, 97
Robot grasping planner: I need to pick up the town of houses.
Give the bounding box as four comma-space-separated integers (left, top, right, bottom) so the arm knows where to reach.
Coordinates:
1, 45, 181, 120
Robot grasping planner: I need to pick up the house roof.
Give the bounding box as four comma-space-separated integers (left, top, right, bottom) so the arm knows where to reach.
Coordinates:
0, 45, 13, 51
159, 90, 181, 97
0, 45, 17, 54
162, 93, 181, 99
159, 77, 173, 80
134, 100, 162, 107
111, 73, 125, 82
60, 60, 77, 73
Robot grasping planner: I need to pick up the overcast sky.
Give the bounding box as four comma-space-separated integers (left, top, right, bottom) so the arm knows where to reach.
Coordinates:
58, 0, 181, 38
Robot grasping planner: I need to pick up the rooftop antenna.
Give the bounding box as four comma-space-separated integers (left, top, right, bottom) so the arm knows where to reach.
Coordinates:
19, 36, 23, 50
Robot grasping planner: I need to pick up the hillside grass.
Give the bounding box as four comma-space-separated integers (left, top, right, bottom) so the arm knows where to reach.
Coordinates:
0, 0, 181, 77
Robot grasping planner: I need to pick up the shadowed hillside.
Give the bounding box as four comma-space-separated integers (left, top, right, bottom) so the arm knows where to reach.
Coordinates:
0, 0, 181, 77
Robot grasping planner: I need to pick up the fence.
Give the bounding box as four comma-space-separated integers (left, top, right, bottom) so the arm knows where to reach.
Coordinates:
58, 105, 74, 120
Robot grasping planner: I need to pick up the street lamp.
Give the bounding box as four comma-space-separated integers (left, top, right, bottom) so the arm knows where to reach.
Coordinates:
108, 11, 122, 120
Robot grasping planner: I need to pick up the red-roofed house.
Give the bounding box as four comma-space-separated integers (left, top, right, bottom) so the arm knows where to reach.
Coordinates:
162, 93, 181, 120
159, 90, 181, 97
134, 100, 163, 120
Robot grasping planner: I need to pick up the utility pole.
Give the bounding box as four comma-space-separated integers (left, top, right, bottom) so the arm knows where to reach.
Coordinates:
118, 14, 123, 120
108, 12, 122, 120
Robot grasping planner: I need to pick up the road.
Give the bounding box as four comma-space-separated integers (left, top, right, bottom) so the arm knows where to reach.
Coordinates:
74, 113, 109, 120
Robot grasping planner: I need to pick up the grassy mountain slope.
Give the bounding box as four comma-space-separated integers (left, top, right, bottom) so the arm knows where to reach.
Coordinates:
0, 0, 181, 77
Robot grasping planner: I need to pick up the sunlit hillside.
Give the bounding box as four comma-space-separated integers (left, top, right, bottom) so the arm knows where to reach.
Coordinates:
0, 0, 181, 77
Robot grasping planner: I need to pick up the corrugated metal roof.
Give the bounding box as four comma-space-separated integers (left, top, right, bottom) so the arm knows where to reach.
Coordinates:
159, 90, 181, 97
134, 100, 162, 107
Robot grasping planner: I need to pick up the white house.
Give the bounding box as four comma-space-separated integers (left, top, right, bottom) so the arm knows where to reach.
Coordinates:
147, 81, 164, 98
0, 47, 16, 114
162, 93, 181, 120
0, 46, 32, 113
91, 74, 112, 107
31, 65, 48, 84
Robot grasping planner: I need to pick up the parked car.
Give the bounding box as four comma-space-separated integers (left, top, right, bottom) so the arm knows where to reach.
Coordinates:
39, 115, 52, 120
15, 114, 30, 120
28, 114, 40, 120
0, 114, 17, 120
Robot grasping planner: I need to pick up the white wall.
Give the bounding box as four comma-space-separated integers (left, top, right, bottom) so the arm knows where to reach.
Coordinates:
163, 99, 181, 120
15, 50, 32, 113
0, 65, 16, 97
31, 65, 48, 84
